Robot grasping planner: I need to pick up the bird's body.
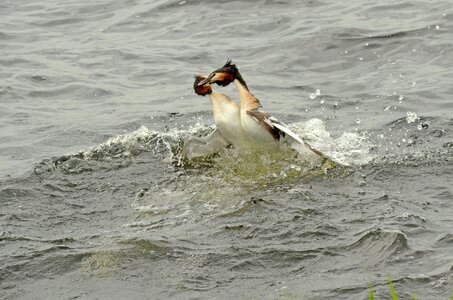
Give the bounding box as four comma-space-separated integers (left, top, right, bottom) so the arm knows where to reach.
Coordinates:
210, 85, 296, 152
231, 70, 324, 158
235, 80, 283, 149
188, 61, 329, 163
208, 92, 251, 149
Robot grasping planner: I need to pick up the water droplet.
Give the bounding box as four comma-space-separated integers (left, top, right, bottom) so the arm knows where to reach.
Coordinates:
309, 93, 316, 99
315, 89, 321, 96
304, 108, 309, 112
178, 0, 186, 5
411, 81, 416, 87
406, 111, 418, 123
417, 121, 430, 130
319, 99, 324, 104
400, 212, 411, 220
430, 277, 447, 288
358, 57, 363, 61
344, 50, 348, 54
398, 95, 404, 102
355, 118, 361, 124
435, 25, 440, 30
384, 106, 390, 111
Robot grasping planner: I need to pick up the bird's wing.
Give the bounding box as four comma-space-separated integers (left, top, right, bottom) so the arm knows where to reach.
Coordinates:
268, 116, 327, 157
267, 116, 305, 145
247, 110, 327, 158
246, 109, 305, 143
246, 110, 283, 141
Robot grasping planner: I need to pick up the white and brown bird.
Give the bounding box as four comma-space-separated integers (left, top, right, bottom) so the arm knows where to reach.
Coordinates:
193, 75, 249, 149
196, 60, 326, 160
182, 75, 247, 159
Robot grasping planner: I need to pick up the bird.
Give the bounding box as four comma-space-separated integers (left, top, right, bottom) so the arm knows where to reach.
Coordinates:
194, 75, 257, 149
196, 60, 326, 160
182, 75, 251, 159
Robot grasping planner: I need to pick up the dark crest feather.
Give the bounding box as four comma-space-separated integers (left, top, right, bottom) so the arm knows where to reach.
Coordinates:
223, 59, 233, 68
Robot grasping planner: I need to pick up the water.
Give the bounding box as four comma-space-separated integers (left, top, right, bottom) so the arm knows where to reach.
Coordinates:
1, 0, 452, 299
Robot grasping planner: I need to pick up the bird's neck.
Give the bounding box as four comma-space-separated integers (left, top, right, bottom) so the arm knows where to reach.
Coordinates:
235, 80, 261, 111
209, 92, 237, 108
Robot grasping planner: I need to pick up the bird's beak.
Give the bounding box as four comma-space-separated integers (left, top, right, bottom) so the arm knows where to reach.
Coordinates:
196, 72, 216, 86
197, 71, 235, 87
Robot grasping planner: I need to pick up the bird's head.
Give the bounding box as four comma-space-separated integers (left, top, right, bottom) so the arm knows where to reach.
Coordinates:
197, 60, 248, 90
193, 75, 212, 96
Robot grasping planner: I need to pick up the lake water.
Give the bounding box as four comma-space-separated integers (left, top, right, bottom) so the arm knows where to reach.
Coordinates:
1, 0, 452, 299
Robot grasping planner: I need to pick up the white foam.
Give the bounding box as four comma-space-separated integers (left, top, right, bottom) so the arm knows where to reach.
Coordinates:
406, 111, 419, 124
289, 118, 374, 166
74, 119, 372, 168
78, 123, 213, 163
82, 125, 157, 159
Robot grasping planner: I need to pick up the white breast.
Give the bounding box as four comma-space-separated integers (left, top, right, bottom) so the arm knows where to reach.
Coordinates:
209, 93, 252, 149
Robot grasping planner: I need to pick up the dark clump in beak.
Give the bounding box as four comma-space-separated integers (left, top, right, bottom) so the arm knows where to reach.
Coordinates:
193, 75, 212, 96
197, 59, 249, 90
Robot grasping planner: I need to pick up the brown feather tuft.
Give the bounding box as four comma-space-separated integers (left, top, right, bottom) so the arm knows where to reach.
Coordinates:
193, 75, 212, 96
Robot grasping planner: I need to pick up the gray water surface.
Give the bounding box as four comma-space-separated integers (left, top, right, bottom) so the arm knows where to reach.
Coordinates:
1, 0, 452, 299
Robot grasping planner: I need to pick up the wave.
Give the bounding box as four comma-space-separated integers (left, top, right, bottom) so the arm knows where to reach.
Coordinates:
344, 228, 410, 265
31, 117, 376, 178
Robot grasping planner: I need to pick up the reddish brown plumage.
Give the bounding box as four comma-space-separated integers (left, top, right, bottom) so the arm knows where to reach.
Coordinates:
193, 75, 212, 96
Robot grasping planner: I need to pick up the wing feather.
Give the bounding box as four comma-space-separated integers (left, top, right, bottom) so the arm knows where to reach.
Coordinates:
246, 110, 283, 140
261, 113, 327, 158
271, 122, 305, 145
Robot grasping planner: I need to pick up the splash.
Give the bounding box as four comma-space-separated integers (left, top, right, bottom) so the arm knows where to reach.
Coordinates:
176, 118, 371, 184
406, 111, 419, 124
179, 118, 374, 170
33, 124, 211, 174
82, 126, 159, 160
289, 118, 374, 166
34, 119, 372, 178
